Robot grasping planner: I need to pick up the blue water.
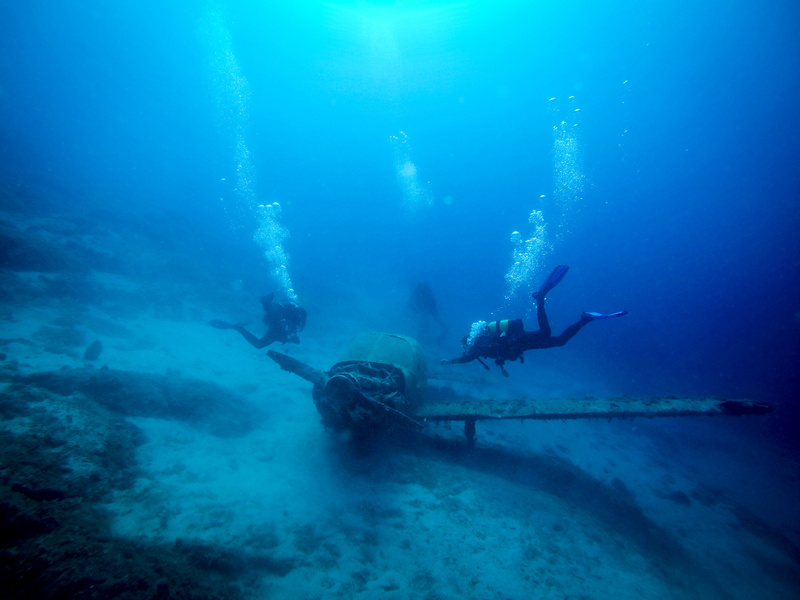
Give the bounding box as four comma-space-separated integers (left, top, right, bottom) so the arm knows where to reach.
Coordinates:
4, 0, 799, 425
2, 1, 799, 595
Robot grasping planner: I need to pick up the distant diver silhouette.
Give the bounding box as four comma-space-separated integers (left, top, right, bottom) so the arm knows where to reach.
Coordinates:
441, 265, 626, 376
209, 292, 307, 348
409, 281, 448, 344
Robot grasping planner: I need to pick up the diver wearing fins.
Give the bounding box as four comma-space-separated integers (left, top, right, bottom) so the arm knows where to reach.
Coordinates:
441, 265, 627, 376
209, 292, 307, 348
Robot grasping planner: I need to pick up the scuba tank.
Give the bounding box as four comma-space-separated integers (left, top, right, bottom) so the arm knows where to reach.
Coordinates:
484, 319, 524, 336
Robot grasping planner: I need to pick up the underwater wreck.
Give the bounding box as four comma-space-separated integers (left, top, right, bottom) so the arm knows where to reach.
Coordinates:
268, 332, 772, 444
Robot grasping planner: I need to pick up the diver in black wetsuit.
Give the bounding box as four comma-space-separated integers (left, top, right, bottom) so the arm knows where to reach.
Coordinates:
209, 292, 307, 348
408, 281, 448, 344
441, 265, 627, 376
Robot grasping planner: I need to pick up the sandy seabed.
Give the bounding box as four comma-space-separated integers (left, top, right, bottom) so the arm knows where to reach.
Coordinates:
1, 203, 798, 600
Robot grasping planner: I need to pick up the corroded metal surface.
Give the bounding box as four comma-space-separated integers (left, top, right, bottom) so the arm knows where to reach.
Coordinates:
267, 335, 772, 439
416, 395, 772, 423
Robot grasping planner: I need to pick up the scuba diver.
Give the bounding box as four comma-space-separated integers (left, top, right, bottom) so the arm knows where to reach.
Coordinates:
408, 281, 448, 344
209, 292, 307, 348
441, 265, 627, 376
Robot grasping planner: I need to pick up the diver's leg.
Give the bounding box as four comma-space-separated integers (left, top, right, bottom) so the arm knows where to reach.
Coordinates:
546, 311, 628, 348
547, 315, 591, 347
535, 296, 552, 337
416, 314, 431, 343
434, 316, 448, 344
234, 325, 274, 349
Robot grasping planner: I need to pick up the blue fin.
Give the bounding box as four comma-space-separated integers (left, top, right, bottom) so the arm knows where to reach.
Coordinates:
533, 265, 569, 300
582, 310, 628, 321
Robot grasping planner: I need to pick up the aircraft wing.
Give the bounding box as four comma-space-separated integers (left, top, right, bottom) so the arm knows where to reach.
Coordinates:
415, 394, 772, 423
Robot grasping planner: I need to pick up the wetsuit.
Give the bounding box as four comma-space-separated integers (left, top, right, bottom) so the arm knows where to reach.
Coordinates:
442, 295, 590, 368
210, 293, 306, 349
